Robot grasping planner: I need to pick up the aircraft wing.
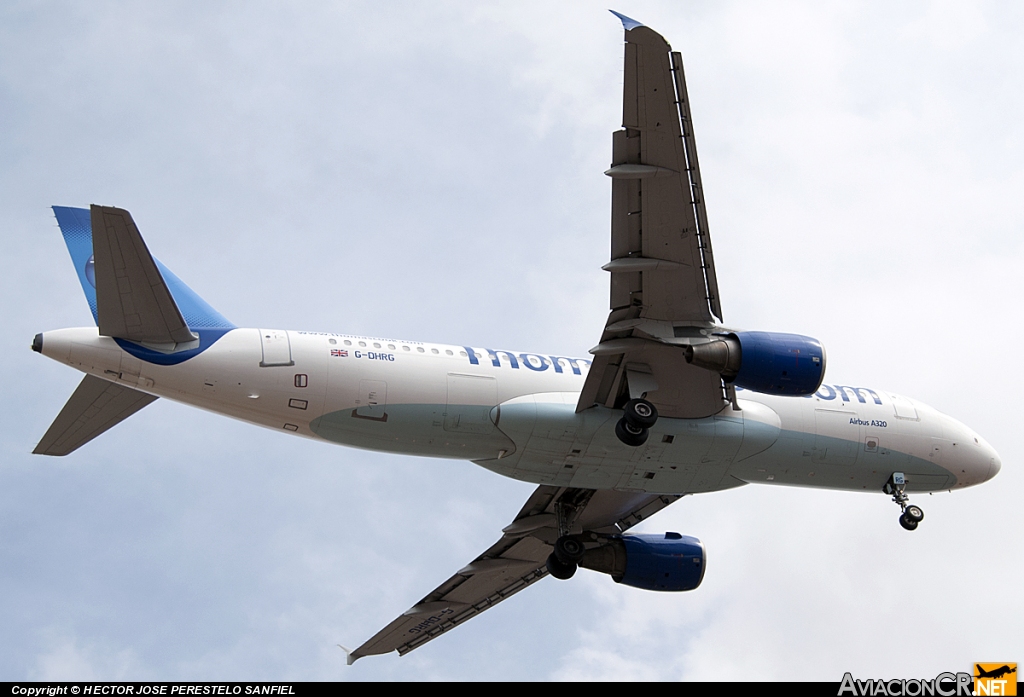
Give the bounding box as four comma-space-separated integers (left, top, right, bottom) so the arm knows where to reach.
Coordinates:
345, 485, 680, 662
578, 16, 729, 419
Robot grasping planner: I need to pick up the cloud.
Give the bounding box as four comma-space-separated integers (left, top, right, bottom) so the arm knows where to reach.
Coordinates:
31, 634, 141, 682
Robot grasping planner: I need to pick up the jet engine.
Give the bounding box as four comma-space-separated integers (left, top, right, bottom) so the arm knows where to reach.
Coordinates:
578, 532, 706, 592
684, 331, 825, 396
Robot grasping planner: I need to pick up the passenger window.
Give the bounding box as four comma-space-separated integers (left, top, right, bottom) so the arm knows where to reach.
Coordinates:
445, 350, 453, 356
344, 340, 352, 346
373, 342, 381, 348
388, 344, 396, 350
359, 341, 366, 347
416, 347, 425, 353
431, 348, 439, 354
403, 346, 411, 351
328, 338, 337, 345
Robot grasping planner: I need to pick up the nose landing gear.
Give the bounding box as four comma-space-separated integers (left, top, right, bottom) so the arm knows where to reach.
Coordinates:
614, 398, 658, 447
900, 505, 925, 531
884, 472, 925, 531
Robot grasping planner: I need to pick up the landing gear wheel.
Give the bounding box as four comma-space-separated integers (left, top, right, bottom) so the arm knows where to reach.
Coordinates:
545, 552, 577, 580
623, 399, 658, 429
885, 472, 924, 531
554, 536, 585, 565
615, 417, 649, 447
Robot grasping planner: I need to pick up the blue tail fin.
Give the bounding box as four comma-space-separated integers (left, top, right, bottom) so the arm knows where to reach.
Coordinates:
52, 206, 234, 329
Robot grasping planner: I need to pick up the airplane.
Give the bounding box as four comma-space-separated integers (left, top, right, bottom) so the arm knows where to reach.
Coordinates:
975, 665, 1017, 680
31, 12, 1001, 663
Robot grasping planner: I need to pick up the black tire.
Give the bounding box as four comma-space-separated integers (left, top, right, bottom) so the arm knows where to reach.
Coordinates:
899, 514, 919, 531
615, 417, 649, 447
545, 553, 577, 580
623, 398, 658, 428
554, 536, 586, 564
904, 505, 924, 523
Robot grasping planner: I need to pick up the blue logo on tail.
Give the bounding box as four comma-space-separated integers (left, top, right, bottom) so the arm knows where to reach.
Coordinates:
84, 255, 95, 288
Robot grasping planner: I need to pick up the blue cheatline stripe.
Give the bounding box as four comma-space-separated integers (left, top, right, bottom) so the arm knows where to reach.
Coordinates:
115, 328, 235, 366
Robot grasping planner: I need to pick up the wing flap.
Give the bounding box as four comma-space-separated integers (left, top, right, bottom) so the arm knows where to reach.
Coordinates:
33, 374, 158, 456
672, 50, 722, 321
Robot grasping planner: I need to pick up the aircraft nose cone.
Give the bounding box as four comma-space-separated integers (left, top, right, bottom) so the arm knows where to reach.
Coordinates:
32, 333, 42, 353
962, 436, 1001, 487
944, 416, 1001, 488
986, 447, 1001, 481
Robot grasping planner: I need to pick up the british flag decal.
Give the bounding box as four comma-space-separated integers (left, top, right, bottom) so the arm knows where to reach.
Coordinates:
331, 349, 348, 357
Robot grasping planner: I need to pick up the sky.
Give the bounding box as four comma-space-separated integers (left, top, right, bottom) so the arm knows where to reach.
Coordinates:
2, 0, 1022, 682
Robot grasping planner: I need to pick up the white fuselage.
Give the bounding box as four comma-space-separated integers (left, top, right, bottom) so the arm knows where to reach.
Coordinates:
38, 326, 1001, 497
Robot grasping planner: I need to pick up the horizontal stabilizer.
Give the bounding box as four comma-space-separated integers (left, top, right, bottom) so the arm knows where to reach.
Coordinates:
33, 375, 157, 456
91, 205, 195, 345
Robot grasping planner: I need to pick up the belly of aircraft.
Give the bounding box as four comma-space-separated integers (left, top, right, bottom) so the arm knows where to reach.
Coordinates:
469, 393, 957, 496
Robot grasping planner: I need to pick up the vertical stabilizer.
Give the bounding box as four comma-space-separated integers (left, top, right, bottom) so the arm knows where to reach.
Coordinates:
90, 205, 196, 344
52, 206, 234, 332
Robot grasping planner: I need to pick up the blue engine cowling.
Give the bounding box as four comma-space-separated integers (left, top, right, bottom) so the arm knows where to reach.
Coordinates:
732, 331, 825, 396
686, 331, 825, 396
615, 532, 706, 592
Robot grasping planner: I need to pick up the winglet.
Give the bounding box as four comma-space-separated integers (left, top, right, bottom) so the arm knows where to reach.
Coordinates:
609, 10, 644, 31
337, 645, 359, 666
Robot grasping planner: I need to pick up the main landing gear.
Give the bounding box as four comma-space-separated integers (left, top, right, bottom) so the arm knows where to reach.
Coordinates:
545, 536, 586, 580
884, 472, 925, 531
614, 398, 658, 447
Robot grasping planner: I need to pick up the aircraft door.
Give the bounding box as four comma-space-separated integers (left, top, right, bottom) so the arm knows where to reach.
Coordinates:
259, 329, 294, 367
